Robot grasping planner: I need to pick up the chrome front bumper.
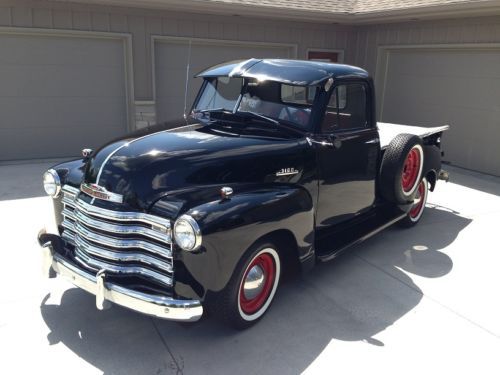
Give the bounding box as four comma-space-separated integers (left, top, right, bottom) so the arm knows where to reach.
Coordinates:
40, 241, 203, 322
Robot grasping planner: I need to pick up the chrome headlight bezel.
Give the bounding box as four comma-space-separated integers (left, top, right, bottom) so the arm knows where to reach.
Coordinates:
173, 214, 202, 251
43, 169, 61, 198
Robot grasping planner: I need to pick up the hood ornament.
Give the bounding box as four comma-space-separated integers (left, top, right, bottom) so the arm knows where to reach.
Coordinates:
80, 183, 123, 203
82, 148, 93, 158
220, 186, 233, 200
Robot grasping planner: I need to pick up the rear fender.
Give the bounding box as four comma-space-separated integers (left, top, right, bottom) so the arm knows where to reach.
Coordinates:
423, 144, 441, 191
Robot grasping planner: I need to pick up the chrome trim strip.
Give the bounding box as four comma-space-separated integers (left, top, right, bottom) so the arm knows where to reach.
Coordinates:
61, 219, 75, 232
74, 247, 172, 287
41, 244, 202, 321
62, 208, 76, 221
61, 227, 76, 244
74, 198, 171, 229
72, 208, 171, 244
62, 196, 76, 207
62, 184, 79, 197
75, 234, 172, 273
75, 221, 172, 258
95, 142, 130, 185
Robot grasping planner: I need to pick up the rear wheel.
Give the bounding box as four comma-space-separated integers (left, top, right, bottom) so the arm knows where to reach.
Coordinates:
380, 134, 424, 204
215, 242, 281, 329
399, 177, 429, 228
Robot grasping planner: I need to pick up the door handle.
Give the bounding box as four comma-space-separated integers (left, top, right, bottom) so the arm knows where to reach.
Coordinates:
327, 135, 342, 149
306, 136, 341, 149
365, 138, 379, 144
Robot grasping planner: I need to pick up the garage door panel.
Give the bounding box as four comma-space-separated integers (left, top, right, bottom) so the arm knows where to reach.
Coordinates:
385, 72, 500, 112
0, 34, 128, 161
0, 65, 125, 98
381, 49, 500, 175
0, 96, 126, 129
154, 40, 293, 122
0, 123, 126, 160
0, 35, 124, 67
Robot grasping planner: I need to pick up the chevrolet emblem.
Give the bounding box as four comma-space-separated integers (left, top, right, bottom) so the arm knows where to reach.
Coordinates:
80, 183, 123, 204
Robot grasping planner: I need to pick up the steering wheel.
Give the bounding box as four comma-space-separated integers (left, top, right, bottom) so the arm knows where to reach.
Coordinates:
291, 109, 309, 126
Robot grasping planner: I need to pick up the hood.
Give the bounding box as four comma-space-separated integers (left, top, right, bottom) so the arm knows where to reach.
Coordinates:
83, 125, 308, 210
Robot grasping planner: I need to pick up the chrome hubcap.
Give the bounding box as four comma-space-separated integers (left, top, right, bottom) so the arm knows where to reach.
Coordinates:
243, 265, 265, 300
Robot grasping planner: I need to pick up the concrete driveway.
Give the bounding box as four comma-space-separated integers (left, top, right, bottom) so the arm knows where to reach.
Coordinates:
0, 161, 499, 375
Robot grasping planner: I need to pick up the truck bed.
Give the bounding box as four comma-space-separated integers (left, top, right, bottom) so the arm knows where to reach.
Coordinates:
378, 122, 449, 150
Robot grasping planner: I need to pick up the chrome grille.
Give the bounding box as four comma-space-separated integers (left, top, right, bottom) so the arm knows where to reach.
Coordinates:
60, 185, 173, 287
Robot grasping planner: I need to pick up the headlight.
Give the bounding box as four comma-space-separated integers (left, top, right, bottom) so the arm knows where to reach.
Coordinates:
43, 169, 61, 198
173, 215, 202, 251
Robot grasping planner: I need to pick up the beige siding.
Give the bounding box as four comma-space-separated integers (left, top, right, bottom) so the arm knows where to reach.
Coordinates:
353, 16, 500, 77
0, 0, 354, 102
353, 16, 500, 175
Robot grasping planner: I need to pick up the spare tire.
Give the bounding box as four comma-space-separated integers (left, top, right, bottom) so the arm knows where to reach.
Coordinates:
379, 133, 424, 204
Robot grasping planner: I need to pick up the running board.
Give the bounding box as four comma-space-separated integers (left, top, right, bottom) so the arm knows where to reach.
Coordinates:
316, 208, 407, 262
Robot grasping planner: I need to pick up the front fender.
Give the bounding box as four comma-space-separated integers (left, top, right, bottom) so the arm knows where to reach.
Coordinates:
171, 185, 314, 301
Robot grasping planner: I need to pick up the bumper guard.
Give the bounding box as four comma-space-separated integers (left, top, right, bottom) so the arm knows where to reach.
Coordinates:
40, 235, 203, 322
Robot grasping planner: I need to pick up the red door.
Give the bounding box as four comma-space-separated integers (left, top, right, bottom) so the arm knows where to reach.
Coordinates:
308, 51, 338, 63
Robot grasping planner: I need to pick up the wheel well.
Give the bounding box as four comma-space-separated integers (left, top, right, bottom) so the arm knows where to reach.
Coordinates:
251, 229, 301, 280
426, 169, 437, 192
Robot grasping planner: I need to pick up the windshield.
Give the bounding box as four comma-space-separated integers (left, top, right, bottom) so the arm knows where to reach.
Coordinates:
193, 77, 318, 129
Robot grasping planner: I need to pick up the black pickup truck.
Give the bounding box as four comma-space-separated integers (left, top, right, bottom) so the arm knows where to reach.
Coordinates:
39, 59, 449, 329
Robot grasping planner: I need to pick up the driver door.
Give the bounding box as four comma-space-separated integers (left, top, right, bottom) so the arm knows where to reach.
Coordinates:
315, 81, 379, 229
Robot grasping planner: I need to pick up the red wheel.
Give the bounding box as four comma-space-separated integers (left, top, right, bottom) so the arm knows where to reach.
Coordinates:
210, 243, 281, 329
399, 177, 428, 228
237, 248, 280, 321
238, 252, 277, 315
402, 147, 421, 193
380, 134, 425, 204
401, 145, 423, 197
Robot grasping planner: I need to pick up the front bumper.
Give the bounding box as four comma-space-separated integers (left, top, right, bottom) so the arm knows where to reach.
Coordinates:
39, 233, 203, 322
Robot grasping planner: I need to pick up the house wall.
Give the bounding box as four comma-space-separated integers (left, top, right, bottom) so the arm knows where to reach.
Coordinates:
0, 0, 356, 103
353, 16, 500, 175
353, 15, 500, 79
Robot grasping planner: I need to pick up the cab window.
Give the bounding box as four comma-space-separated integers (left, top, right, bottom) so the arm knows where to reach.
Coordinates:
320, 82, 368, 133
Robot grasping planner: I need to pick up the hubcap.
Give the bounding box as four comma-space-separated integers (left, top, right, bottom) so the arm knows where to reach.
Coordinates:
243, 265, 265, 300
239, 252, 276, 315
402, 147, 421, 192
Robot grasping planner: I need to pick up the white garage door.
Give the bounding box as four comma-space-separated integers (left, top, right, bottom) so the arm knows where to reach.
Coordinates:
0, 33, 129, 161
379, 48, 500, 176
154, 39, 294, 122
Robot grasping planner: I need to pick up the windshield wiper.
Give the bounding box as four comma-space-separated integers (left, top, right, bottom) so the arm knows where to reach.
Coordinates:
237, 111, 305, 136
237, 110, 280, 126
194, 108, 234, 115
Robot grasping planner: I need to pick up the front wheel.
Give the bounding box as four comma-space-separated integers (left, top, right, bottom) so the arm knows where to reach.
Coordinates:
214, 243, 281, 329
399, 177, 429, 228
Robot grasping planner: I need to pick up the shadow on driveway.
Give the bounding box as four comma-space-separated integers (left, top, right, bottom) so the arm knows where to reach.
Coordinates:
39, 206, 471, 375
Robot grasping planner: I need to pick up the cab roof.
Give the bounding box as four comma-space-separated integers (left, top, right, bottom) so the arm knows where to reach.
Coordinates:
196, 59, 369, 86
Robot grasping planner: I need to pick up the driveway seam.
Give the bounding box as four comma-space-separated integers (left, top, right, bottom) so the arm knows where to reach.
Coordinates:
354, 253, 500, 340
150, 318, 184, 374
